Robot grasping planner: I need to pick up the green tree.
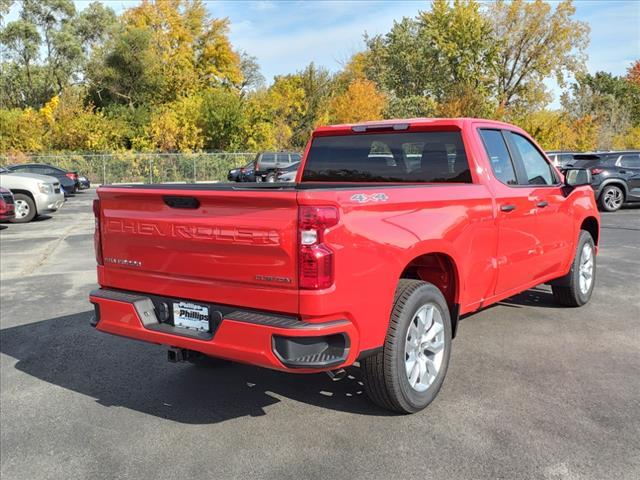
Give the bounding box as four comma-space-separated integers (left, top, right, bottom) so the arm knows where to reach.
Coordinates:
0, 0, 117, 108
200, 88, 245, 150
87, 0, 242, 108
87, 25, 164, 108
364, 0, 496, 117
562, 71, 640, 149
489, 0, 589, 113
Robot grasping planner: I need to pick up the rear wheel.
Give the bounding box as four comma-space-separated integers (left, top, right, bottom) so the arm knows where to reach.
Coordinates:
599, 185, 624, 212
361, 279, 452, 413
552, 231, 596, 307
11, 194, 36, 223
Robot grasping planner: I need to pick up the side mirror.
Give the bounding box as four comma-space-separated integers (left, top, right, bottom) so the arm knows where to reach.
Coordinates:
562, 168, 592, 187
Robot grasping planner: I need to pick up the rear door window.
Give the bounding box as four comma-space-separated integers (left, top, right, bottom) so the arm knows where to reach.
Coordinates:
619, 154, 640, 168
479, 129, 518, 186
260, 154, 275, 167
301, 131, 471, 183
275, 153, 290, 164
39, 166, 58, 175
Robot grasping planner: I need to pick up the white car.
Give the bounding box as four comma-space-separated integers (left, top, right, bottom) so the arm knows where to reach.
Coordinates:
0, 169, 65, 223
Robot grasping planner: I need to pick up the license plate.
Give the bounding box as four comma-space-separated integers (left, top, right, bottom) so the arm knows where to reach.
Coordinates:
173, 302, 210, 332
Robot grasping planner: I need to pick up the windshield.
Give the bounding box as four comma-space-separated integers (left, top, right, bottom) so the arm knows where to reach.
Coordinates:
301, 131, 471, 183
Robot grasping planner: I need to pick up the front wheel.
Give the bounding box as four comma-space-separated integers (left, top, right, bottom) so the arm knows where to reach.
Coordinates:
551, 231, 596, 307
11, 193, 37, 223
361, 280, 452, 413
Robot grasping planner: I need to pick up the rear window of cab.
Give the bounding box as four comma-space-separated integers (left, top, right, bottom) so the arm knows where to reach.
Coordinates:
301, 131, 472, 183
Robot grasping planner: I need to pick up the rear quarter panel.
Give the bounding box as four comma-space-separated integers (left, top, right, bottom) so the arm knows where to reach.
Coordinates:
298, 184, 496, 351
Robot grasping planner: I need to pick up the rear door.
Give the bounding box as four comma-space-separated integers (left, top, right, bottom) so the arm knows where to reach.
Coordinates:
478, 129, 541, 294
617, 153, 640, 200
505, 131, 574, 279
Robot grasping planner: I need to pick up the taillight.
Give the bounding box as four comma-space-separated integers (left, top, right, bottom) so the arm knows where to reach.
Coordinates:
298, 206, 339, 289
591, 168, 604, 175
66, 172, 77, 180
93, 198, 103, 265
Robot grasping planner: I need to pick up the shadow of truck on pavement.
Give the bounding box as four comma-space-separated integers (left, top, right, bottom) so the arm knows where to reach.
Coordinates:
0, 311, 392, 424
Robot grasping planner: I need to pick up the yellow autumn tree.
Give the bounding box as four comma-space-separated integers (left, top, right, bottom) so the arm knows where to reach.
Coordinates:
39, 90, 126, 152
134, 95, 205, 152
329, 79, 386, 124
0, 108, 46, 153
123, 0, 242, 102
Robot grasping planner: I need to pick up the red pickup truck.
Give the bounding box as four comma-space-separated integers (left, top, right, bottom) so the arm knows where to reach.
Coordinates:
90, 118, 599, 413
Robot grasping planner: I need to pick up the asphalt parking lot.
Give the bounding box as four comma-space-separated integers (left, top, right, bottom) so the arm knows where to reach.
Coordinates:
1, 189, 639, 480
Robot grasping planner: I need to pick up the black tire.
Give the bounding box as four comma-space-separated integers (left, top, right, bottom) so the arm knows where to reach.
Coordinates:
10, 193, 37, 223
599, 185, 624, 212
551, 231, 596, 307
361, 279, 452, 414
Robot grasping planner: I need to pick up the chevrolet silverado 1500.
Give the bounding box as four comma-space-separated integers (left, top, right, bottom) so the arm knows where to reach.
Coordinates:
90, 118, 600, 413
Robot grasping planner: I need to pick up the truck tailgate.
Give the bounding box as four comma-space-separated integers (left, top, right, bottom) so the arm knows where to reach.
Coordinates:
97, 186, 299, 312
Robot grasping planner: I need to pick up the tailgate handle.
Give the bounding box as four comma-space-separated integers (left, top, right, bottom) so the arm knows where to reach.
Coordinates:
163, 196, 200, 209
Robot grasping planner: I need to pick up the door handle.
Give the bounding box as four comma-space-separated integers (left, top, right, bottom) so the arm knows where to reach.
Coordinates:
536, 201, 548, 208
619, 170, 627, 174
500, 204, 516, 212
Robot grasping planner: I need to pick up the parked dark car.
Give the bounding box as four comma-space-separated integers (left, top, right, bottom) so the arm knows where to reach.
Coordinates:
227, 160, 254, 182
565, 151, 640, 211
7, 163, 79, 195
78, 175, 91, 189
546, 151, 581, 167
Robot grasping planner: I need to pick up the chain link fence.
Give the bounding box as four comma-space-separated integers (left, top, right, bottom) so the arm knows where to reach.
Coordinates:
0, 152, 257, 185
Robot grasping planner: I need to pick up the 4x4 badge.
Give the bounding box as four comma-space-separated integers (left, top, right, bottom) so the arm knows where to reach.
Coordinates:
350, 193, 388, 203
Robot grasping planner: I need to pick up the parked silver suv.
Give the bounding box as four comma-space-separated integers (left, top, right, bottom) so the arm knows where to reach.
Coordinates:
0, 168, 65, 223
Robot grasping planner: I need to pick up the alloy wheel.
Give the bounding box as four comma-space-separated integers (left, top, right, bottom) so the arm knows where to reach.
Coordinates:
604, 188, 623, 210
578, 243, 594, 295
404, 303, 445, 392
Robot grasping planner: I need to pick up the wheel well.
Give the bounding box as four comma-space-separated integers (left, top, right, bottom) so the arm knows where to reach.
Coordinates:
581, 216, 599, 245
400, 252, 459, 335
8, 189, 34, 201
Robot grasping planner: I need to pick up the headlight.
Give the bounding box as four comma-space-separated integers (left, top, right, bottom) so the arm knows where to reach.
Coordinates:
38, 182, 54, 194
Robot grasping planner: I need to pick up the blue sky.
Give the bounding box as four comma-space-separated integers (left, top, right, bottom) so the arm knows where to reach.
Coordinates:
15, 1, 640, 105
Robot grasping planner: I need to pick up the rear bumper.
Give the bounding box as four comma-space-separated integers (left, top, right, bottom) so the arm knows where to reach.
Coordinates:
89, 288, 358, 372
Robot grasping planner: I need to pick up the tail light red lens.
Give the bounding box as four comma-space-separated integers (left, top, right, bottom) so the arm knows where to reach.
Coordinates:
590, 168, 604, 175
298, 206, 339, 289
66, 172, 77, 180
93, 199, 103, 265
